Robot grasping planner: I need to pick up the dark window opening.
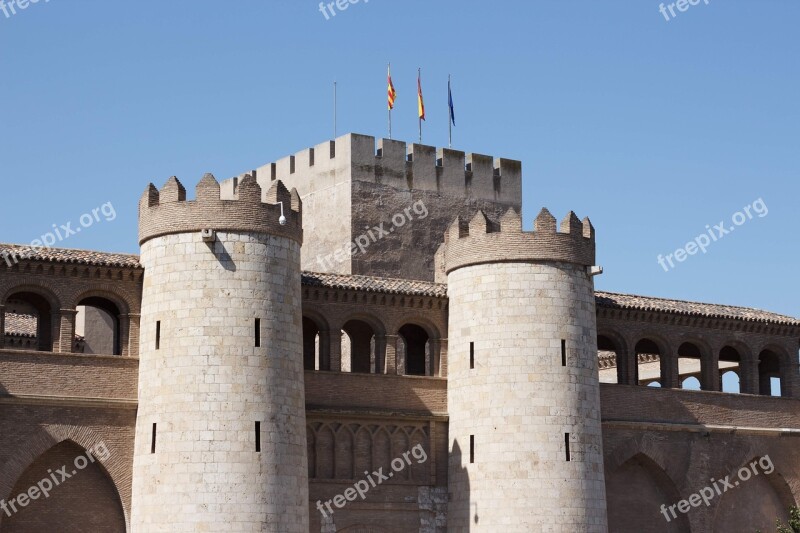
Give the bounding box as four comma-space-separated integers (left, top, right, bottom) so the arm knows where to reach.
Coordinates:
254, 318, 261, 348
155, 321, 161, 350
469, 435, 474, 464
469, 342, 474, 369
565, 433, 570, 461
151, 423, 157, 454
255, 421, 261, 452
561, 339, 567, 366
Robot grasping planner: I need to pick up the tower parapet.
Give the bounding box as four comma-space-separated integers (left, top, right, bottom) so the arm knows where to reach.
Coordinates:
138, 173, 302, 245
440, 207, 595, 274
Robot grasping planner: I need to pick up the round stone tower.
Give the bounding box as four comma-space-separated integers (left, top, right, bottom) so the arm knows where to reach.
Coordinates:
442, 207, 608, 532
131, 174, 309, 532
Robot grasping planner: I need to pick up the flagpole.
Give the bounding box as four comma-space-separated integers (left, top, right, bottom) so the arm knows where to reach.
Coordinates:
388, 62, 392, 139
448, 75, 452, 148
333, 80, 337, 139
418, 68, 422, 144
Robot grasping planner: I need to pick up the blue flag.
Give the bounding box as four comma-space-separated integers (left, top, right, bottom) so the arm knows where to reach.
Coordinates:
448, 79, 455, 127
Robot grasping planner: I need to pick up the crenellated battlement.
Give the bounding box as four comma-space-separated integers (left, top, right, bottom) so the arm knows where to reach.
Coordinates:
223, 133, 522, 204
440, 207, 596, 274
138, 173, 302, 245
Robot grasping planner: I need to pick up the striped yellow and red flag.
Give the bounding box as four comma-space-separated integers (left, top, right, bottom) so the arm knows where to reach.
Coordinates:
417, 69, 425, 120
387, 65, 397, 110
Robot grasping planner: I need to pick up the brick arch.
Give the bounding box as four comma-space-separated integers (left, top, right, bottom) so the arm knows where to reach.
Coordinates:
0, 425, 130, 530
719, 340, 752, 362
1, 281, 63, 311
390, 314, 442, 340
605, 450, 689, 532
597, 328, 629, 384
605, 436, 672, 476
631, 332, 672, 358
676, 336, 714, 359
336, 312, 387, 337
757, 343, 791, 365
66, 285, 137, 316
597, 328, 628, 353
632, 333, 674, 387
712, 454, 797, 532
302, 308, 331, 332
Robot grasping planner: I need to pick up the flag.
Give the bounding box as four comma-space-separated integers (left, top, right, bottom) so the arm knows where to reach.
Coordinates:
417, 70, 426, 120
448, 78, 455, 127
387, 65, 396, 111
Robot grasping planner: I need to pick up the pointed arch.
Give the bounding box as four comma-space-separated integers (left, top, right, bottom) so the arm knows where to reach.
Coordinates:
605, 452, 689, 532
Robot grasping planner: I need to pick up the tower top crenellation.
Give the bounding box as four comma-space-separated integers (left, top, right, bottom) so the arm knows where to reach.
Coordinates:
138, 173, 302, 245
440, 207, 596, 274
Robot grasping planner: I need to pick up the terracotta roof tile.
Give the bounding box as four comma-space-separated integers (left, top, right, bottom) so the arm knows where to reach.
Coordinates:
1, 243, 795, 326
301, 271, 447, 298
4, 312, 37, 337
595, 291, 800, 327
0, 243, 141, 269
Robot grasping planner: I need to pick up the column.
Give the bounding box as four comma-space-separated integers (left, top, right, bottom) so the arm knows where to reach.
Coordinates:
57, 309, 77, 353
120, 313, 140, 357
0, 305, 5, 349
702, 350, 720, 392
663, 351, 680, 389
384, 334, 398, 375
318, 329, 331, 371
373, 335, 387, 374
619, 345, 636, 385
740, 357, 759, 395
328, 330, 342, 372
430, 339, 442, 377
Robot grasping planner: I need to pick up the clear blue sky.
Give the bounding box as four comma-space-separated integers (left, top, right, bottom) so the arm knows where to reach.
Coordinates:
1, 1, 797, 317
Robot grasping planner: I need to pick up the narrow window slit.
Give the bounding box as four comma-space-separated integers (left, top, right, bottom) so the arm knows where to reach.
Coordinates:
151, 423, 157, 454
561, 339, 566, 366
255, 421, 261, 452
565, 433, 571, 461
254, 318, 261, 348
469, 435, 475, 464
155, 321, 161, 350
469, 341, 474, 369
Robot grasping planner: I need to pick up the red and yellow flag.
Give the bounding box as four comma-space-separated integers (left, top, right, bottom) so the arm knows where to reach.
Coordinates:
417, 69, 425, 120
387, 65, 396, 111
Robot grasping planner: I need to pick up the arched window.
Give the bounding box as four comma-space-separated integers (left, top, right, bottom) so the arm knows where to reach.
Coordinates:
4, 291, 54, 351
597, 335, 621, 384
398, 324, 429, 376
678, 342, 703, 390
758, 350, 782, 397
719, 346, 742, 393
302, 316, 321, 370
635, 339, 662, 387
342, 320, 375, 374
76, 297, 121, 355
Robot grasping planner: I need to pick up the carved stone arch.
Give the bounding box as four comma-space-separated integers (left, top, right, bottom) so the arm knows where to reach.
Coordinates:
0, 425, 130, 529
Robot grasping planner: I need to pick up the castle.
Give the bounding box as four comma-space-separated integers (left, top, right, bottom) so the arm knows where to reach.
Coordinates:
0, 133, 798, 532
